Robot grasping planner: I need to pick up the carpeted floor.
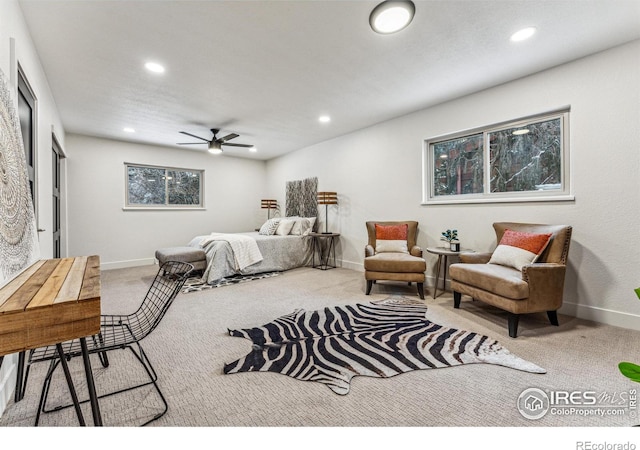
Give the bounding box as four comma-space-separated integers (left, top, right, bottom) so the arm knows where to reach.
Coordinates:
1, 264, 638, 430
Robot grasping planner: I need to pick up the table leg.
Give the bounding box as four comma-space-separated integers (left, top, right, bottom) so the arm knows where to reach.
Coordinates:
0, 355, 3, 370
331, 237, 336, 268
311, 238, 317, 267
442, 255, 449, 294
80, 337, 102, 426
433, 255, 442, 299
55, 343, 86, 426
14, 351, 25, 402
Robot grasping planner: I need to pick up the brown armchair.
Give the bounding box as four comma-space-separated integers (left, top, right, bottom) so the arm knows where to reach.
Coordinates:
449, 222, 572, 338
364, 221, 427, 299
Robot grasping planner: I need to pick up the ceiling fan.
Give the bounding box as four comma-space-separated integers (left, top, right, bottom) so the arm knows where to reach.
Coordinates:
177, 128, 254, 154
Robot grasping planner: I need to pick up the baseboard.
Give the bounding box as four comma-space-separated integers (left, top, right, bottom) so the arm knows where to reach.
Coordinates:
0, 354, 17, 418
342, 259, 639, 331
339, 259, 363, 272
559, 301, 640, 332
101, 258, 156, 271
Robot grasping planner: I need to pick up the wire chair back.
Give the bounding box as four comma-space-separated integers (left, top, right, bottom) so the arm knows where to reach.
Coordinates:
24, 260, 194, 426
28, 260, 194, 361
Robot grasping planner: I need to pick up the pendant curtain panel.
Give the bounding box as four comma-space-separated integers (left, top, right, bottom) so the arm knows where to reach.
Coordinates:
285, 176, 318, 224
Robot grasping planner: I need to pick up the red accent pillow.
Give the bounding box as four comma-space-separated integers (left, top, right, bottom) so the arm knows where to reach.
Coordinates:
489, 229, 552, 270
375, 224, 408, 240
375, 224, 409, 253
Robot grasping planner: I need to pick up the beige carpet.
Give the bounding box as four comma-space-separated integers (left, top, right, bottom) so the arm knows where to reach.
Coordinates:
0, 264, 638, 429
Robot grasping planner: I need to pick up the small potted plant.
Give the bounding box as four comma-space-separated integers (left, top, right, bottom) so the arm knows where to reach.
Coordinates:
441, 229, 459, 251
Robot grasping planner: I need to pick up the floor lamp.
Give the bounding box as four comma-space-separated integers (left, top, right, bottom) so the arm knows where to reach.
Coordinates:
261, 199, 277, 220
317, 192, 337, 234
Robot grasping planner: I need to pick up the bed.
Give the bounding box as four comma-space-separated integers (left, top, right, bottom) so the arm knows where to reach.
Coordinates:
187, 218, 315, 284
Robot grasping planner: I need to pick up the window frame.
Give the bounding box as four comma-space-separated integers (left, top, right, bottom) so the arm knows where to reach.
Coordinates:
422, 108, 573, 205
123, 163, 205, 210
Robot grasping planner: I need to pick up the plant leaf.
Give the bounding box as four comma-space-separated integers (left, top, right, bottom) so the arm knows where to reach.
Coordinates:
619, 362, 640, 382
635, 287, 640, 299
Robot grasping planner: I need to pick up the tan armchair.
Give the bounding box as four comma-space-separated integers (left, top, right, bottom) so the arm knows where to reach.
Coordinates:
364, 221, 427, 299
449, 222, 572, 338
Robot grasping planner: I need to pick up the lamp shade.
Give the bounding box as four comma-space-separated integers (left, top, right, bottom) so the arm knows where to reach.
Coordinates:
317, 192, 338, 205
261, 199, 278, 209
261, 199, 277, 220
317, 192, 338, 234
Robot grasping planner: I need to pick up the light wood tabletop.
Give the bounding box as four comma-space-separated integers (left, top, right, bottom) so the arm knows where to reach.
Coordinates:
0, 255, 102, 426
0, 255, 101, 356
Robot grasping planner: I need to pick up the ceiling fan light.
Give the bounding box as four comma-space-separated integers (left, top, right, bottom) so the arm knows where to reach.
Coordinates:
208, 141, 223, 154
370, 1, 415, 34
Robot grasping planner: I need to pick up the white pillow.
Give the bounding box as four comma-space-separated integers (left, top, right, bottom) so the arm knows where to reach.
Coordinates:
375, 240, 408, 253
275, 218, 295, 236
288, 217, 304, 235
259, 218, 281, 235
303, 217, 316, 235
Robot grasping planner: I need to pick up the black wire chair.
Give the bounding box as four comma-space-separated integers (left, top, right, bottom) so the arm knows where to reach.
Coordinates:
23, 260, 194, 426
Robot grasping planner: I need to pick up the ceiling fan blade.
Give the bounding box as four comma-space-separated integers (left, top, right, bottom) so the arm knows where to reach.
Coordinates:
218, 133, 239, 143
177, 142, 206, 145
179, 131, 209, 142
222, 142, 253, 148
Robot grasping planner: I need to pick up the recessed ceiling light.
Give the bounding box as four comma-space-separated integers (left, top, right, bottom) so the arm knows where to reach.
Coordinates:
513, 129, 530, 135
510, 27, 537, 42
319, 115, 331, 123
145, 61, 165, 73
123, 127, 135, 133
370, 0, 415, 34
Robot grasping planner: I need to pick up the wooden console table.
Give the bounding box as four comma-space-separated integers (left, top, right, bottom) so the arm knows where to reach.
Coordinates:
0, 256, 103, 426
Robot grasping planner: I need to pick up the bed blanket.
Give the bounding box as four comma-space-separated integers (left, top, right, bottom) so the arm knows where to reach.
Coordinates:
197, 233, 263, 270
188, 232, 313, 284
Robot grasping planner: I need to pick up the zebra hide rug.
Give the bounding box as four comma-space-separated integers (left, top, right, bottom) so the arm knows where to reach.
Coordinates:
224, 302, 546, 395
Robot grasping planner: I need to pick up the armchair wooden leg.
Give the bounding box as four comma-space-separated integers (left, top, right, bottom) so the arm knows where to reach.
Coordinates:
453, 291, 461, 308
508, 314, 520, 338
417, 283, 424, 300
547, 310, 559, 326
366, 280, 373, 295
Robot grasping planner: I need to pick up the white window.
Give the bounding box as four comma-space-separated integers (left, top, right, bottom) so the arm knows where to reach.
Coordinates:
125, 163, 204, 208
423, 109, 572, 204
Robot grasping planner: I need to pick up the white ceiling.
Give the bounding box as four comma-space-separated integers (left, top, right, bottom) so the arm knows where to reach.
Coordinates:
18, 0, 640, 160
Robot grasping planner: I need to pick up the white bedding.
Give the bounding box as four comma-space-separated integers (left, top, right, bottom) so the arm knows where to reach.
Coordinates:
198, 232, 262, 270
188, 231, 313, 284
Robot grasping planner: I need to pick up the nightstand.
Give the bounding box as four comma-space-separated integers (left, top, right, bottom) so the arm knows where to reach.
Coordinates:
309, 232, 340, 270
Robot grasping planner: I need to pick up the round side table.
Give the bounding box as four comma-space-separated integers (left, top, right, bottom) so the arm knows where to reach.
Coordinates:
426, 247, 474, 299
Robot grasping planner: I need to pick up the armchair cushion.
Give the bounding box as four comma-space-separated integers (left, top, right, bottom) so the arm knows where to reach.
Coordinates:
449, 263, 529, 299
364, 252, 426, 274
375, 223, 409, 253
488, 229, 552, 271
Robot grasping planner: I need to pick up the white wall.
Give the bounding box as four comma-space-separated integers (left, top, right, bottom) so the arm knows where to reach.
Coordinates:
0, 0, 67, 416
267, 40, 640, 331
65, 134, 269, 269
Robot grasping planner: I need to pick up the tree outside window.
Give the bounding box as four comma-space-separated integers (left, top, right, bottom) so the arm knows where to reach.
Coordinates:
126, 164, 203, 207
424, 110, 570, 204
